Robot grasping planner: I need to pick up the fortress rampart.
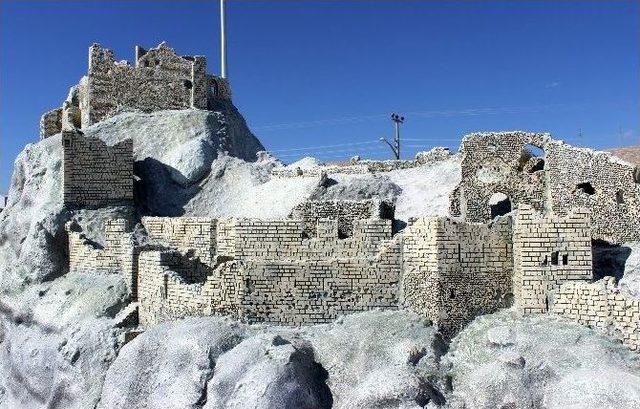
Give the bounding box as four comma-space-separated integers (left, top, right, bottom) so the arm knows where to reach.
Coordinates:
137, 216, 402, 326
66, 201, 618, 342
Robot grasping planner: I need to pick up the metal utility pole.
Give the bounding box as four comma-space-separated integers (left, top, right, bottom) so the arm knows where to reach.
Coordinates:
380, 113, 404, 160
220, 0, 227, 79
578, 128, 583, 146
619, 125, 624, 147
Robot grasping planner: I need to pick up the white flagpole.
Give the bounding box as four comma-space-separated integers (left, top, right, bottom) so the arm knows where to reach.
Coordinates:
220, 0, 227, 79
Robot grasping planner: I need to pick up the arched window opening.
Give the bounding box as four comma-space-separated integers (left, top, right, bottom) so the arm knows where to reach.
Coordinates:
518, 144, 545, 172
576, 182, 595, 195
489, 192, 512, 219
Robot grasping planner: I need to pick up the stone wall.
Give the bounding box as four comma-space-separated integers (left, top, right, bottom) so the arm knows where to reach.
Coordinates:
402, 216, 513, 338
513, 205, 593, 314
137, 217, 402, 326
137, 250, 215, 326
449, 131, 640, 243
271, 147, 451, 178
143, 217, 217, 266
67, 219, 136, 276
62, 131, 133, 207
449, 131, 548, 221
39, 108, 62, 139
545, 141, 640, 243
80, 42, 209, 126
39, 43, 230, 132
289, 199, 394, 238
553, 277, 639, 351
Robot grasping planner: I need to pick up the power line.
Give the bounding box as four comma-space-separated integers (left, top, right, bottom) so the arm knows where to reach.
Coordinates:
272, 141, 455, 160
273, 145, 390, 158
251, 103, 573, 132
267, 140, 379, 153
267, 138, 459, 155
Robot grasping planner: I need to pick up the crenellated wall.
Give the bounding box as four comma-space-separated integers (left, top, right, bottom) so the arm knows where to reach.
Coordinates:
39, 42, 230, 132
81, 43, 210, 126
553, 277, 640, 351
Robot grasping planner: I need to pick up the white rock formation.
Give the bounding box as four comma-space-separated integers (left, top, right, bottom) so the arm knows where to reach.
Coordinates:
2, 106, 640, 408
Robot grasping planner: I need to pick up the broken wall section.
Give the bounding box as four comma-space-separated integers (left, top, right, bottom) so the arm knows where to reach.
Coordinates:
546, 141, 640, 243
81, 43, 210, 126
553, 277, 639, 351
137, 250, 215, 326
450, 131, 548, 221
513, 205, 593, 314
67, 219, 137, 275
39, 108, 62, 139
143, 217, 217, 266
62, 131, 133, 207
403, 216, 513, 338
289, 199, 394, 238
137, 217, 402, 326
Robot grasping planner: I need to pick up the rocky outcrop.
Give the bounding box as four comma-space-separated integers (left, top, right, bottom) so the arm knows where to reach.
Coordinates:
0, 273, 129, 408
99, 310, 443, 409
442, 308, 640, 408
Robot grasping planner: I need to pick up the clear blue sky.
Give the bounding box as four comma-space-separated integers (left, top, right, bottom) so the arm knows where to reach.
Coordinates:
1, 1, 638, 192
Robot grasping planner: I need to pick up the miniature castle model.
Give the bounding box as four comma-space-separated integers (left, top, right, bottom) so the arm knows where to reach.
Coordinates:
41, 42, 232, 208
44, 43, 640, 351
450, 131, 640, 244
40, 42, 230, 139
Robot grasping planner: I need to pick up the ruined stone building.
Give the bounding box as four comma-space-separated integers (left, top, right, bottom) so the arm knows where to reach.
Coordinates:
66, 195, 622, 344
49, 44, 639, 351
450, 131, 640, 244
40, 42, 231, 138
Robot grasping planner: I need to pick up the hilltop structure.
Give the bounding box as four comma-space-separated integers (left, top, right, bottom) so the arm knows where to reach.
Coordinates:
36, 42, 640, 351
40, 42, 231, 139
